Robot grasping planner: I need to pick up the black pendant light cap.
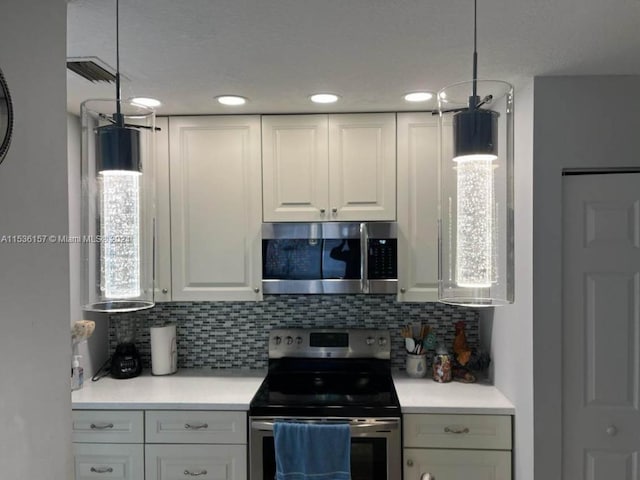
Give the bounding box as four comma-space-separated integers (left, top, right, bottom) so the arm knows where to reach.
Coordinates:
453, 108, 499, 159
96, 124, 141, 172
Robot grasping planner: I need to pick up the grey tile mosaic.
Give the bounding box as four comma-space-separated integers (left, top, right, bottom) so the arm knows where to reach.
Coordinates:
109, 295, 479, 371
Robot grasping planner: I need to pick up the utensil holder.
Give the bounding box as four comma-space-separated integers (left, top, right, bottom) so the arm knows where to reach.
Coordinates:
406, 353, 427, 378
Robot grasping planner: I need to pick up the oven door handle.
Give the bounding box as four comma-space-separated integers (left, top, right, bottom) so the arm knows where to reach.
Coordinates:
251, 419, 399, 432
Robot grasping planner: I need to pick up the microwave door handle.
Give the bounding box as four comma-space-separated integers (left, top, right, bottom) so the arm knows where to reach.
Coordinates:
360, 223, 369, 293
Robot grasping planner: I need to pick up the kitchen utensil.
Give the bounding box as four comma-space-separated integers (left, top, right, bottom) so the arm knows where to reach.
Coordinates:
405, 337, 415, 352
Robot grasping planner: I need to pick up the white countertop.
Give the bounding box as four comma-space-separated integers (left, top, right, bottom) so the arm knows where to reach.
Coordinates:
72, 369, 266, 410
392, 373, 515, 415
72, 369, 514, 414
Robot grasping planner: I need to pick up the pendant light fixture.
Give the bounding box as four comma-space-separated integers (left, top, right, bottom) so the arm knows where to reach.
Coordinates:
437, 0, 514, 306
81, 0, 156, 312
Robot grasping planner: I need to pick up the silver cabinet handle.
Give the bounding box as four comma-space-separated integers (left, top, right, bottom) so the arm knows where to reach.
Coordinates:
406, 459, 414, 467
184, 469, 207, 476
421, 474, 435, 480
90, 423, 114, 430
444, 426, 469, 434
90, 466, 114, 474
606, 425, 618, 436
400, 287, 406, 293
162, 288, 168, 294
254, 287, 260, 293
331, 207, 338, 214
185, 423, 208, 430
319, 208, 326, 214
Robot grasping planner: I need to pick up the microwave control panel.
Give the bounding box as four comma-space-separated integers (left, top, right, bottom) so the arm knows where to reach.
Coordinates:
368, 239, 397, 279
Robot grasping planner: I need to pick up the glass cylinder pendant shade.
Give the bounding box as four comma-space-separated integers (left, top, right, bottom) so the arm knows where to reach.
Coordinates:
81, 99, 156, 312
437, 80, 514, 306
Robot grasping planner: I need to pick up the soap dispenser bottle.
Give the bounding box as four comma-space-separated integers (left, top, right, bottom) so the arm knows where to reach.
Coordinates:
71, 355, 84, 391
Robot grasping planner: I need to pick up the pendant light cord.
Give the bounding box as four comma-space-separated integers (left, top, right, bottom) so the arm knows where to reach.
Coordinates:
471, 0, 478, 109
115, 0, 123, 125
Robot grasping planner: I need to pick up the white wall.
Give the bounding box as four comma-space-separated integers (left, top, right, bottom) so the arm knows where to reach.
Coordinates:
532, 75, 640, 479
0, 0, 71, 477
481, 80, 534, 480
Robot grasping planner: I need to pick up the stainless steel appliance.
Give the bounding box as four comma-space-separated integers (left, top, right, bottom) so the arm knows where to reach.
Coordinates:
262, 222, 397, 294
249, 329, 402, 480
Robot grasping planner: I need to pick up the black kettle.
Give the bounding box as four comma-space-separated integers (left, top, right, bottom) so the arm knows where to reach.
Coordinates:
110, 343, 142, 379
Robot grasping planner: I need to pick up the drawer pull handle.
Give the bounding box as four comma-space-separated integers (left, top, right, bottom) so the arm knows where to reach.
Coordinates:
421, 474, 435, 480
90, 423, 114, 430
184, 469, 207, 476
185, 423, 208, 430
90, 466, 114, 474
444, 426, 469, 434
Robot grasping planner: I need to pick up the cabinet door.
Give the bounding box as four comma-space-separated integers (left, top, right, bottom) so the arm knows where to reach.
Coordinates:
146, 444, 247, 480
404, 448, 511, 480
328, 113, 396, 221
74, 443, 144, 480
154, 117, 172, 301
262, 115, 329, 221
396, 113, 439, 302
170, 116, 262, 301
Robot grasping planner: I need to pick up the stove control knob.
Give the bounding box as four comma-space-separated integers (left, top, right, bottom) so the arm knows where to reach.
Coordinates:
273, 336, 282, 345
295, 336, 303, 345
286, 336, 294, 345
378, 337, 387, 346
366, 337, 375, 346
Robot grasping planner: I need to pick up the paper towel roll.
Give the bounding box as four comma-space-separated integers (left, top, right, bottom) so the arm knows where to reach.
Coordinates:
150, 324, 177, 375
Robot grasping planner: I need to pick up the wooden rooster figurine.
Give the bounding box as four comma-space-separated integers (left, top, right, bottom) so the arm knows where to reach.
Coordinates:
452, 321, 471, 366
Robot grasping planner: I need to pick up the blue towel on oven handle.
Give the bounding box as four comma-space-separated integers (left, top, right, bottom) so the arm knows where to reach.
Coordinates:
273, 421, 351, 480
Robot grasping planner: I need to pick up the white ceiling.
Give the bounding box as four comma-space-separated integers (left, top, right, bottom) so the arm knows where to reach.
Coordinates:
67, 0, 640, 116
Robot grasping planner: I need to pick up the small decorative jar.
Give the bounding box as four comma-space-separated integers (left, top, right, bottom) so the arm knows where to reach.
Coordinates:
432, 347, 452, 383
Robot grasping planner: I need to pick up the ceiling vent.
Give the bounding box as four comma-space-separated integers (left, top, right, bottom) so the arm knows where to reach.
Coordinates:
67, 57, 116, 83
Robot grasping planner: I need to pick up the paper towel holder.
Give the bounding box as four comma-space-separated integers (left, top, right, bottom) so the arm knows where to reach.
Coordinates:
150, 323, 177, 376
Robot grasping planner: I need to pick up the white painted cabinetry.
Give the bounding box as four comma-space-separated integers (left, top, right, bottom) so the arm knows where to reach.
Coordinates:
403, 413, 512, 480
72, 410, 248, 480
145, 411, 247, 480
72, 410, 145, 480
169, 116, 262, 301
262, 113, 396, 222
154, 117, 172, 302
396, 113, 439, 302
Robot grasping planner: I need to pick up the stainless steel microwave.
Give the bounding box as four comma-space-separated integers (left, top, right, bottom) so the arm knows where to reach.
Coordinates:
261, 222, 397, 294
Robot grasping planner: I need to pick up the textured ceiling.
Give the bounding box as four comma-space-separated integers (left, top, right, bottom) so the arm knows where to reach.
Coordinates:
67, 0, 640, 115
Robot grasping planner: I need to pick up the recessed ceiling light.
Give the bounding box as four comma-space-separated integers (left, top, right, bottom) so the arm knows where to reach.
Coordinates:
216, 95, 247, 106
310, 93, 340, 104
404, 92, 434, 103
130, 97, 162, 108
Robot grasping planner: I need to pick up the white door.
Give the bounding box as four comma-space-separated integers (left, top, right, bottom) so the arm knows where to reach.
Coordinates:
562, 173, 640, 479
262, 115, 329, 222
328, 113, 396, 221
169, 116, 262, 301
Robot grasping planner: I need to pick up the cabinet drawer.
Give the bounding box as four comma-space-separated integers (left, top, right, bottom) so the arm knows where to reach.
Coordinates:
403, 414, 511, 450
404, 448, 511, 480
72, 410, 144, 444
145, 411, 247, 444
73, 443, 144, 480
145, 444, 247, 480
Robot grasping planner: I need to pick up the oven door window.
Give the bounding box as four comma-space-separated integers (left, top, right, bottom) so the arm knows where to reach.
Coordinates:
262, 436, 388, 480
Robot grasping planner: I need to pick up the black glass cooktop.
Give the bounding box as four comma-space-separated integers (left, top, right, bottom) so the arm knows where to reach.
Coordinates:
249, 358, 401, 417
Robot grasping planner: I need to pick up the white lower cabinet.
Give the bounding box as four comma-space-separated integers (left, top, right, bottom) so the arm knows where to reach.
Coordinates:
145, 411, 248, 480
403, 414, 512, 480
72, 410, 248, 480
74, 443, 144, 480
145, 444, 247, 480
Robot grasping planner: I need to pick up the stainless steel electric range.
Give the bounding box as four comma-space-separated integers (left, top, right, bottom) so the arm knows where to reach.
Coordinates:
249, 328, 402, 480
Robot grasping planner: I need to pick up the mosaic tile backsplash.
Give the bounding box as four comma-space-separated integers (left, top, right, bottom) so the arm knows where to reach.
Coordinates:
109, 295, 479, 371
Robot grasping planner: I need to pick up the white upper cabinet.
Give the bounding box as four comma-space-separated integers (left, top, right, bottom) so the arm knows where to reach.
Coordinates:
262, 113, 396, 222
169, 116, 262, 301
262, 115, 329, 221
397, 113, 439, 302
154, 117, 172, 302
